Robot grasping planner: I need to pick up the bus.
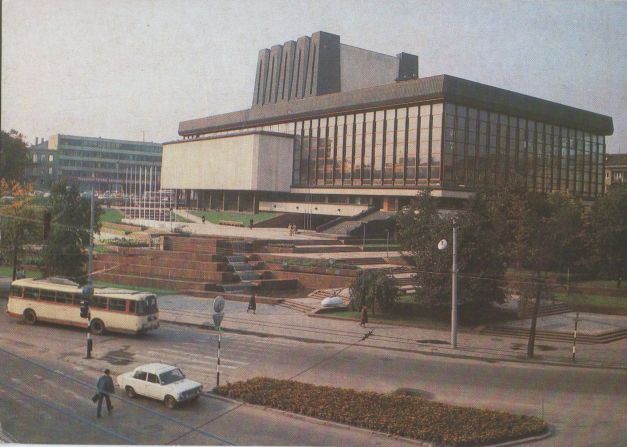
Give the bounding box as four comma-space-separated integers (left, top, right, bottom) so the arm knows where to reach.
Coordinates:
6, 277, 159, 335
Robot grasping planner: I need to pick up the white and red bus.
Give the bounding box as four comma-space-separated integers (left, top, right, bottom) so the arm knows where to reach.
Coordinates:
6, 277, 159, 335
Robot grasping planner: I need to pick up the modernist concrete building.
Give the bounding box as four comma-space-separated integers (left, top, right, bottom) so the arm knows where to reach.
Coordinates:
29, 134, 162, 193
161, 31, 613, 222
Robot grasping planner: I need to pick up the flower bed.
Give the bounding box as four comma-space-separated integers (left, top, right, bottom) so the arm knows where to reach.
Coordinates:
214, 378, 547, 446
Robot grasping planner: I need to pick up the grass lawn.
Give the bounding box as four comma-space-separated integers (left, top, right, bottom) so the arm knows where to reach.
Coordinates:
189, 210, 281, 225
0, 266, 40, 278
100, 208, 124, 224
92, 280, 177, 295
556, 292, 626, 309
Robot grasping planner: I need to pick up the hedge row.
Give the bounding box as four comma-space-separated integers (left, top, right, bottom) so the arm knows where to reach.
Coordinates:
214, 378, 547, 446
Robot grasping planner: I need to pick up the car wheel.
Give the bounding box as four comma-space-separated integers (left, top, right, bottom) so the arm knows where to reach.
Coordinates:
23, 309, 36, 325
164, 395, 177, 409
125, 386, 136, 398
90, 319, 105, 335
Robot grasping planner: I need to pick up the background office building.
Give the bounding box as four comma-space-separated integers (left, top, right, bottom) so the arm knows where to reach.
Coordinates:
604, 154, 626, 191
29, 134, 162, 193
161, 31, 613, 217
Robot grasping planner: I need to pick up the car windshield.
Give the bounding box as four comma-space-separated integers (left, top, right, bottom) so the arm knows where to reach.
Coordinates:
159, 368, 185, 385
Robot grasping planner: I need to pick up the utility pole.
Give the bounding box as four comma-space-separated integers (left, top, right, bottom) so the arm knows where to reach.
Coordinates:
527, 271, 543, 359
362, 222, 366, 251
451, 226, 458, 349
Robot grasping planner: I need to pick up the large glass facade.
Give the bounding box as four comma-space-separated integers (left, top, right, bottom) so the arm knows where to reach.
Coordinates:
442, 103, 605, 196
289, 102, 449, 189
198, 101, 605, 199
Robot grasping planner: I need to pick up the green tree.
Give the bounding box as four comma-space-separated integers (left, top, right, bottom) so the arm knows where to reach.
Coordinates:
1, 130, 31, 182
41, 180, 102, 282
0, 180, 40, 279
396, 190, 506, 309
589, 184, 627, 288
504, 191, 586, 358
350, 269, 397, 315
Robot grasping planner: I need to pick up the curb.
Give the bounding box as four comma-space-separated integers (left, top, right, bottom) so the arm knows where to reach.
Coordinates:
489, 425, 554, 447
202, 392, 553, 447
203, 392, 432, 446
160, 318, 627, 370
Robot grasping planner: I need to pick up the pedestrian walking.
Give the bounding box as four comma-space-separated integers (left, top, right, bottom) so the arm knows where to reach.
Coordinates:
247, 294, 257, 314
202, 215, 206, 223
94, 368, 115, 418
288, 223, 293, 236
359, 305, 368, 327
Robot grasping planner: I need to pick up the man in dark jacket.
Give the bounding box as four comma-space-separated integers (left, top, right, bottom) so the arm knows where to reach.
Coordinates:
96, 369, 115, 418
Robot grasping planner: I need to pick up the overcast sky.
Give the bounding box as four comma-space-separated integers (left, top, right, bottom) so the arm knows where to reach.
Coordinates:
2, 0, 626, 152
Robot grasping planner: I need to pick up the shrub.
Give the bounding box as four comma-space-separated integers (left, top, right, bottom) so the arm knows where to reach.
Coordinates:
215, 378, 547, 446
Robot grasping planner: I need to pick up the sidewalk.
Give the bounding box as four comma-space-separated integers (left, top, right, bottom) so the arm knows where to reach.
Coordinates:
158, 294, 627, 370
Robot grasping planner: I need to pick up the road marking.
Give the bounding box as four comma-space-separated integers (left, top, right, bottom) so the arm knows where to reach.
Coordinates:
62, 388, 87, 400
154, 348, 250, 365
143, 351, 241, 369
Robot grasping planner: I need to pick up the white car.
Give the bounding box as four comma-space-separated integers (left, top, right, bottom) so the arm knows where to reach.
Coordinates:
117, 363, 203, 409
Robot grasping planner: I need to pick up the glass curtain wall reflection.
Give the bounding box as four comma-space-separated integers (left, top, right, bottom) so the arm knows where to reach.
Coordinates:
442, 103, 605, 197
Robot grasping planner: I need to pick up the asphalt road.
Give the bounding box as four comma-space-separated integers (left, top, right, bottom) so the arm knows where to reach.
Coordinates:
1, 300, 625, 446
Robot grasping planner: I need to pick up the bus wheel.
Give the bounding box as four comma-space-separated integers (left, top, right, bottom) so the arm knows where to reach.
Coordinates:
90, 319, 105, 335
23, 309, 36, 325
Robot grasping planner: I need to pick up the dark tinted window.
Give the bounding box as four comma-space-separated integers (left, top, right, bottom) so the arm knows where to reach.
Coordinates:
56, 292, 76, 304
109, 298, 126, 312
147, 373, 159, 384
40, 289, 56, 302
24, 288, 39, 299
93, 296, 107, 309
133, 371, 147, 380
10, 286, 22, 297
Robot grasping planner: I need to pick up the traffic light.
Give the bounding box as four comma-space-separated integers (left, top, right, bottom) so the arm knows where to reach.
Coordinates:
80, 300, 90, 319
43, 211, 52, 241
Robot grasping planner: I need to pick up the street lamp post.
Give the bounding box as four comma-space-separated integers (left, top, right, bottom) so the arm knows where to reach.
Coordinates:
438, 226, 458, 349
385, 229, 390, 258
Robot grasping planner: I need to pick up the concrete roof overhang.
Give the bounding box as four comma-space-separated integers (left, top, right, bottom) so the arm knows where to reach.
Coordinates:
178, 74, 614, 137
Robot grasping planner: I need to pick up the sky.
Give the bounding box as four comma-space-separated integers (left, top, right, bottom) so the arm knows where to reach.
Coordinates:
2, 0, 626, 152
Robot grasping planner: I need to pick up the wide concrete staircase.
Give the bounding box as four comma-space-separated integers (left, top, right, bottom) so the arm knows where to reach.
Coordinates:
321, 209, 395, 236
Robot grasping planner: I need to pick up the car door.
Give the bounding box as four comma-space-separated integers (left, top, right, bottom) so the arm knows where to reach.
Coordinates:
145, 373, 163, 400
130, 370, 148, 396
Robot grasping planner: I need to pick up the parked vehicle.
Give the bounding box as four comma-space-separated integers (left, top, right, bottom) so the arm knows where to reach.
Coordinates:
117, 363, 203, 409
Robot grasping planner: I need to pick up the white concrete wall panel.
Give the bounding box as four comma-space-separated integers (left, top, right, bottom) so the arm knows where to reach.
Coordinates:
161, 133, 293, 192
253, 134, 293, 192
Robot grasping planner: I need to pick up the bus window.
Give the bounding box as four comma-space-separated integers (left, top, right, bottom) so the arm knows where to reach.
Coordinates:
24, 288, 39, 299
135, 300, 146, 315
40, 289, 56, 302
93, 296, 107, 309
10, 286, 22, 297
56, 292, 75, 304
146, 296, 158, 313
128, 301, 136, 313
109, 298, 126, 312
